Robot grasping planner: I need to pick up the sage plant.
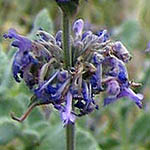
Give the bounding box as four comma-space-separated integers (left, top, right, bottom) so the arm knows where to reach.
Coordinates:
3, 1, 143, 150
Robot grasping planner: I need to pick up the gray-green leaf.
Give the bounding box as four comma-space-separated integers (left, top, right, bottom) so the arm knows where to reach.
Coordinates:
30, 9, 53, 39
36, 123, 102, 150
130, 113, 150, 144
0, 120, 20, 145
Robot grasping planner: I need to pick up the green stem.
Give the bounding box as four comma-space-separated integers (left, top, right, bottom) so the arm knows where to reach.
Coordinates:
66, 123, 75, 150
62, 12, 75, 150
63, 12, 72, 68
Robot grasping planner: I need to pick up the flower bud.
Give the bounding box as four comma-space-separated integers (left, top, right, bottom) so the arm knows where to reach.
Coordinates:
55, 30, 62, 47
93, 53, 104, 65
57, 70, 69, 82
73, 19, 84, 37
112, 41, 132, 63
97, 29, 109, 43
106, 80, 120, 96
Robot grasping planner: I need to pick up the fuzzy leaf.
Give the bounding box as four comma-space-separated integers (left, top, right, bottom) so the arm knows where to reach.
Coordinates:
0, 120, 20, 145
130, 113, 150, 144
36, 122, 102, 150
0, 46, 9, 82
30, 9, 53, 38
20, 129, 40, 146
113, 20, 140, 49
76, 127, 102, 150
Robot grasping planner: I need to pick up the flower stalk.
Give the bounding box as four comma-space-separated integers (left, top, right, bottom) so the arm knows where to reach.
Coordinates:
62, 10, 75, 150
66, 123, 75, 150
63, 12, 72, 68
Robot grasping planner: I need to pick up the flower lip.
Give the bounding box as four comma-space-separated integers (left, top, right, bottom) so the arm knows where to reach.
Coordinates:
104, 79, 143, 109
4, 28, 32, 52
61, 90, 76, 125
11, 49, 38, 83
119, 87, 143, 109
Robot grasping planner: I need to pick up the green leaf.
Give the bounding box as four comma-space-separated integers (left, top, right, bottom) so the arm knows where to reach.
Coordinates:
0, 98, 25, 118
0, 61, 13, 94
30, 9, 53, 39
130, 113, 150, 144
27, 107, 45, 126
37, 122, 102, 150
138, 0, 150, 32
0, 46, 9, 82
31, 121, 49, 133
0, 120, 20, 145
113, 20, 140, 49
36, 124, 65, 150
20, 129, 40, 146
99, 137, 120, 150
76, 127, 102, 150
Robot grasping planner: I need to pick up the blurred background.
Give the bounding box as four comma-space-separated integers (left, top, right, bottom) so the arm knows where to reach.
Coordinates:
0, 0, 150, 150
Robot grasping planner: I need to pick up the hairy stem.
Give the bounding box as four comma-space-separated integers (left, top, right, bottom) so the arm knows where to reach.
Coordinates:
63, 12, 72, 68
66, 123, 75, 150
62, 12, 75, 150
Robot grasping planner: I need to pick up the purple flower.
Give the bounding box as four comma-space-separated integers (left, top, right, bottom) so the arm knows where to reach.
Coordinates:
93, 53, 104, 65
81, 31, 92, 41
34, 71, 60, 103
35, 70, 71, 104
112, 41, 131, 63
12, 51, 38, 83
104, 79, 143, 109
48, 78, 70, 101
73, 19, 84, 37
61, 91, 76, 125
75, 81, 97, 115
36, 30, 55, 43
4, 28, 52, 87
118, 87, 143, 108
55, 30, 62, 47
82, 81, 90, 102
4, 29, 39, 83
117, 60, 128, 84
57, 70, 69, 82
90, 53, 104, 92
4, 18, 143, 124
106, 79, 120, 96
4, 28, 32, 52
97, 29, 109, 43
103, 56, 128, 84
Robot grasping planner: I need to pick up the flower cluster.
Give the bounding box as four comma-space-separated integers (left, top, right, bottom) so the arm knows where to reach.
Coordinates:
4, 19, 143, 126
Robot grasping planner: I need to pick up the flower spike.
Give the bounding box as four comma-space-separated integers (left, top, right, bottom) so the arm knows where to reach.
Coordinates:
4, 18, 143, 125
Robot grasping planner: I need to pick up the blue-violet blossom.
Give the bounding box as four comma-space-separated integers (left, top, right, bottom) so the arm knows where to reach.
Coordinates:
4, 18, 143, 126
